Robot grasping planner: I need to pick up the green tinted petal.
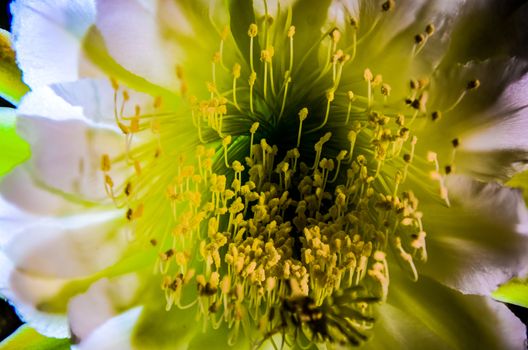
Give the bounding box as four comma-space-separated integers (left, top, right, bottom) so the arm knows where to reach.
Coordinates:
0, 107, 30, 177
38, 250, 155, 313
187, 321, 250, 350
506, 170, 528, 204
0, 30, 29, 105
368, 268, 525, 349
0, 325, 70, 350
132, 294, 197, 349
492, 278, 528, 308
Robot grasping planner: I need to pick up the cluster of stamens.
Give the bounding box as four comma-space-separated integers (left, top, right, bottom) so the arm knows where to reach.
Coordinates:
98, 1, 482, 347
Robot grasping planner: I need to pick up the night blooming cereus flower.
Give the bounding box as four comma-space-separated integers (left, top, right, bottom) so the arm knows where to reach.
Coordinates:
1, 0, 528, 349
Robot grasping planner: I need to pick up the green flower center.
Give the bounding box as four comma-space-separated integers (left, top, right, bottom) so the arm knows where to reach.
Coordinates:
100, 2, 481, 347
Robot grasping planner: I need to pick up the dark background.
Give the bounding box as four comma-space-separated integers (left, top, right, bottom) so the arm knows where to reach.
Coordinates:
0, 0, 527, 344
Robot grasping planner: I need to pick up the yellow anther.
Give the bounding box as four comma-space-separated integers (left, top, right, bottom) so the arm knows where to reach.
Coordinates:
373, 251, 386, 261
221, 25, 229, 40
154, 96, 163, 109
232, 160, 245, 173
134, 160, 142, 176
175, 65, 184, 80
110, 77, 119, 91
363, 68, 373, 82
326, 90, 335, 102
260, 49, 272, 63
247, 122, 258, 135
101, 154, 111, 172
381, 83, 391, 96
130, 117, 139, 133
207, 82, 217, 94
134, 203, 144, 219
248, 23, 258, 37
124, 182, 132, 197
372, 74, 383, 87
122, 90, 130, 101
336, 150, 348, 161
426, 151, 437, 162
347, 130, 357, 142
425, 24, 435, 35
466, 79, 480, 90
117, 121, 130, 135
414, 34, 426, 44
297, 107, 308, 122
104, 174, 114, 188
288, 25, 296, 38
233, 63, 241, 79
418, 78, 430, 89
382, 0, 395, 11
212, 51, 221, 63
411, 92, 429, 113
331, 29, 341, 44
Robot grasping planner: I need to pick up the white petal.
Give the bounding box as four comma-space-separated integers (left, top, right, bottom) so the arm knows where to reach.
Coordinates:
75, 307, 142, 350
17, 86, 85, 122
68, 275, 139, 342
11, 0, 96, 89
461, 73, 528, 152
419, 58, 528, 181
68, 279, 115, 342
418, 175, 528, 294
0, 211, 128, 328
0, 168, 91, 216
8, 113, 123, 204
0, 196, 34, 245
3, 210, 125, 279
50, 78, 157, 128
94, 0, 180, 89
0, 253, 69, 338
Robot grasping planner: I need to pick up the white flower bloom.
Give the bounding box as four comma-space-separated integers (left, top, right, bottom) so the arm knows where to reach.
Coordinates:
1, 0, 528, 349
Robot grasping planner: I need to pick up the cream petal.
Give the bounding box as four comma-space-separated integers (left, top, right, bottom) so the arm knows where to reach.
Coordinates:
0, 196, 34, 245
1, 211, 129, 328
0, 254, 69, 339
8, 114, 124, 204
417, 175, 528, 295
3, 210, 126, 279
68, 279, 115, 342
74, 307, 142, 350
17, 86, 85, 122
418, 58, 528, 181
0, 168, 93, 216
11, 0, 96, 89
456, 74, 528, 175
50, 78, 158, 128
68, 275, 139, 342
94, 0, 180, 90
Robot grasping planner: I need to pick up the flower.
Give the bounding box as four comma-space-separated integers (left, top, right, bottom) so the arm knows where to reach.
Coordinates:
1, 0, 528, 348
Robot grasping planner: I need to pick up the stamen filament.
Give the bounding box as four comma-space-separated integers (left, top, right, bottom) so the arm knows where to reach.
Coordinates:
278, 71, 291, 121
308, 90, 334, 133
